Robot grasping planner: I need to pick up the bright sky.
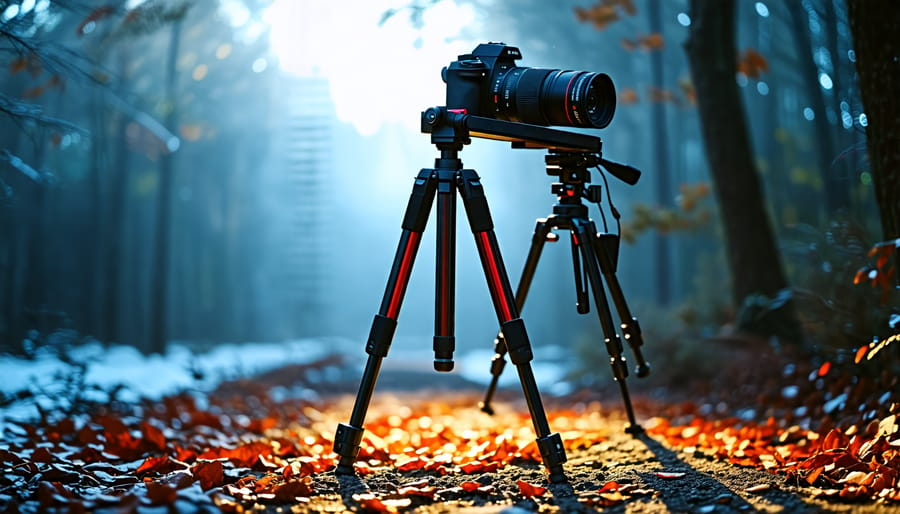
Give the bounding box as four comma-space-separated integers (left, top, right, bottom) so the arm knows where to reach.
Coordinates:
263, 0, 480, 135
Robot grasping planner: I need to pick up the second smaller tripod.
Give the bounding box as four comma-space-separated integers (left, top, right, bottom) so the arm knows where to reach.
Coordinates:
479, 151, 650, 431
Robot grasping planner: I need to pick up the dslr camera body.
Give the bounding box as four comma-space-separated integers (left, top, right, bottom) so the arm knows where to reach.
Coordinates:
442, 42, 616, 129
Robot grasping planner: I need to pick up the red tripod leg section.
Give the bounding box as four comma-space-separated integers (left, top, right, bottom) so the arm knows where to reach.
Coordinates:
383, 230, 422, 320
475, 231, 514, 323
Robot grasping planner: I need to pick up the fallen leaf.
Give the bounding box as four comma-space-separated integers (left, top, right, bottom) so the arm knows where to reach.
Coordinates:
655, 471, 685, 479
516, 479, 547, 497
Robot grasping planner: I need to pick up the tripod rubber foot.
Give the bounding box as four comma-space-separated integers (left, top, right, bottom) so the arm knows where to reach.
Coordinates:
548, 466, 568, 484
478, 401, 494, 416
334, 461, 356, 475
624, 423, 644, 435
434, 360, 454, 372
635, 363, 650, 378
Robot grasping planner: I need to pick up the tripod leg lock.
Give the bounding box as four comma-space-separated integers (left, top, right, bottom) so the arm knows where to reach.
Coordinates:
366, 315, 397, 358
334, 423, 364, 474
501, 318, 533, 365
536, 432, 568, 482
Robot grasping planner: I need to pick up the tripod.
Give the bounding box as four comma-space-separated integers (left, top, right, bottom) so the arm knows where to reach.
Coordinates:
333, 108, 579, 482
478, 151, 650, 432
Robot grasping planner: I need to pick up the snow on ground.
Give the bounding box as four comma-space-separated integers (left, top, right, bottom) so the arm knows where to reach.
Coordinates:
0, 337, 353, 424
0, 336, 572, 427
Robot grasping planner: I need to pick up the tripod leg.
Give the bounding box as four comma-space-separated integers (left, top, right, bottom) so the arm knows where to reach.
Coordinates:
459, 170, 567, 483
334, 169, 437, 474
572, 219, 642, 433
480, 218, 552, 415
593, 233, 650, 377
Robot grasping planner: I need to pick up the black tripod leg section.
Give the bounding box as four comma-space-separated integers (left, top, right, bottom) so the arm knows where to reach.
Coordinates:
334, 169, 436, 474
594, 233, 650, 377
460, 170, 567, 483
573, 220, 641, 434
480, 218, 553, 415
570, 231, 590, 315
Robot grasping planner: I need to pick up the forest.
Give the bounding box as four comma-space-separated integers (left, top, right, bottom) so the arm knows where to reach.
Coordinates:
0, 0, 898, 512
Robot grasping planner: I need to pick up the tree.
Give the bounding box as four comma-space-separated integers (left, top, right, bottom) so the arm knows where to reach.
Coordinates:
684, 0, 801, 342
786, 0, 848, 218
846, 0, 900, 246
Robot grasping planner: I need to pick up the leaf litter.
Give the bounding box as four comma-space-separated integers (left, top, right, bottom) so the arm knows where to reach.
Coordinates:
0, 353, 898, 512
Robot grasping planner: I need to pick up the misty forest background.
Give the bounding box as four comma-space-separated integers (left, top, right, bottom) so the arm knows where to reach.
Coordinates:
1, 0, 897, 386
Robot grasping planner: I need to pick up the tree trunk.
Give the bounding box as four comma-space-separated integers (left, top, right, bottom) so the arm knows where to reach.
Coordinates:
685, 0, 801, 342
105, 46, 134, 345
846, 0, 900, 245
787, 1, 848, 218
149, 19, 183, 354
648, 0, 672, 305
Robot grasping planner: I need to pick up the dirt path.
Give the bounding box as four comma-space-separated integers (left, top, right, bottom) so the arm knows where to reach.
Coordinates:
277, 386, 895, 513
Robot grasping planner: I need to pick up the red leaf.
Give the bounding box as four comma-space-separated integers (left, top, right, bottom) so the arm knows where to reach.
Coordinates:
31, 447, 54, 464
141, 422, 166, 451
516, 479, 547, 497
459, 461, 484, 473
817, 361, 831, 377
460, 481, 481, 492
273, 477, 314, 501
145, 481, 178, 506
192, 460, 225, 491
198, 441, 272, 468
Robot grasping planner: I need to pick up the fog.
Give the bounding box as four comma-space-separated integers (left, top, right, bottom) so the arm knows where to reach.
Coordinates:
2, 0, 877, 380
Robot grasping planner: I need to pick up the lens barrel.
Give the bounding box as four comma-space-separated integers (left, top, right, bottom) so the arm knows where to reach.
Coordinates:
490, 67, 616, 129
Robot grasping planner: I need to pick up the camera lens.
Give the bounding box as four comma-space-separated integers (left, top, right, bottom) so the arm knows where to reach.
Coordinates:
491, 67, 616, 129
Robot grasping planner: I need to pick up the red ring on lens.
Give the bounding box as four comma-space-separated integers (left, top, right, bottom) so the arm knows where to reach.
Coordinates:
563, 73, 578, 126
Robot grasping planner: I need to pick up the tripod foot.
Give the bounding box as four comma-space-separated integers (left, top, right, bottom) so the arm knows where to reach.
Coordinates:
335, 462, 356, 475
333, 423, 364, 475
536, 433, 567, 483
478, 401, 494, 416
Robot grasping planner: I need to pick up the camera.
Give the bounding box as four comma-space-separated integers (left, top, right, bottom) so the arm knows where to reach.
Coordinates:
442, 42, 616, 129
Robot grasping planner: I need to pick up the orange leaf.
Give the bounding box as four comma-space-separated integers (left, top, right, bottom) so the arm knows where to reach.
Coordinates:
738, 48, 769, 78
854, 345, 869, 363
574, 4, 619, 30
516, 479, 547, 497
619, 88, 639, 104
640, 33, 664, 50
598, 480, 620, 493
460, 481, 481, 492
136, 455, 185, 475
9, 57, 27, 74
460, 461, 484, 473
22, 85, 45, 98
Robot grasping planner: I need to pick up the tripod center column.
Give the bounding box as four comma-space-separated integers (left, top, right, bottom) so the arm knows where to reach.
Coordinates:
433, 149, 462, 372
